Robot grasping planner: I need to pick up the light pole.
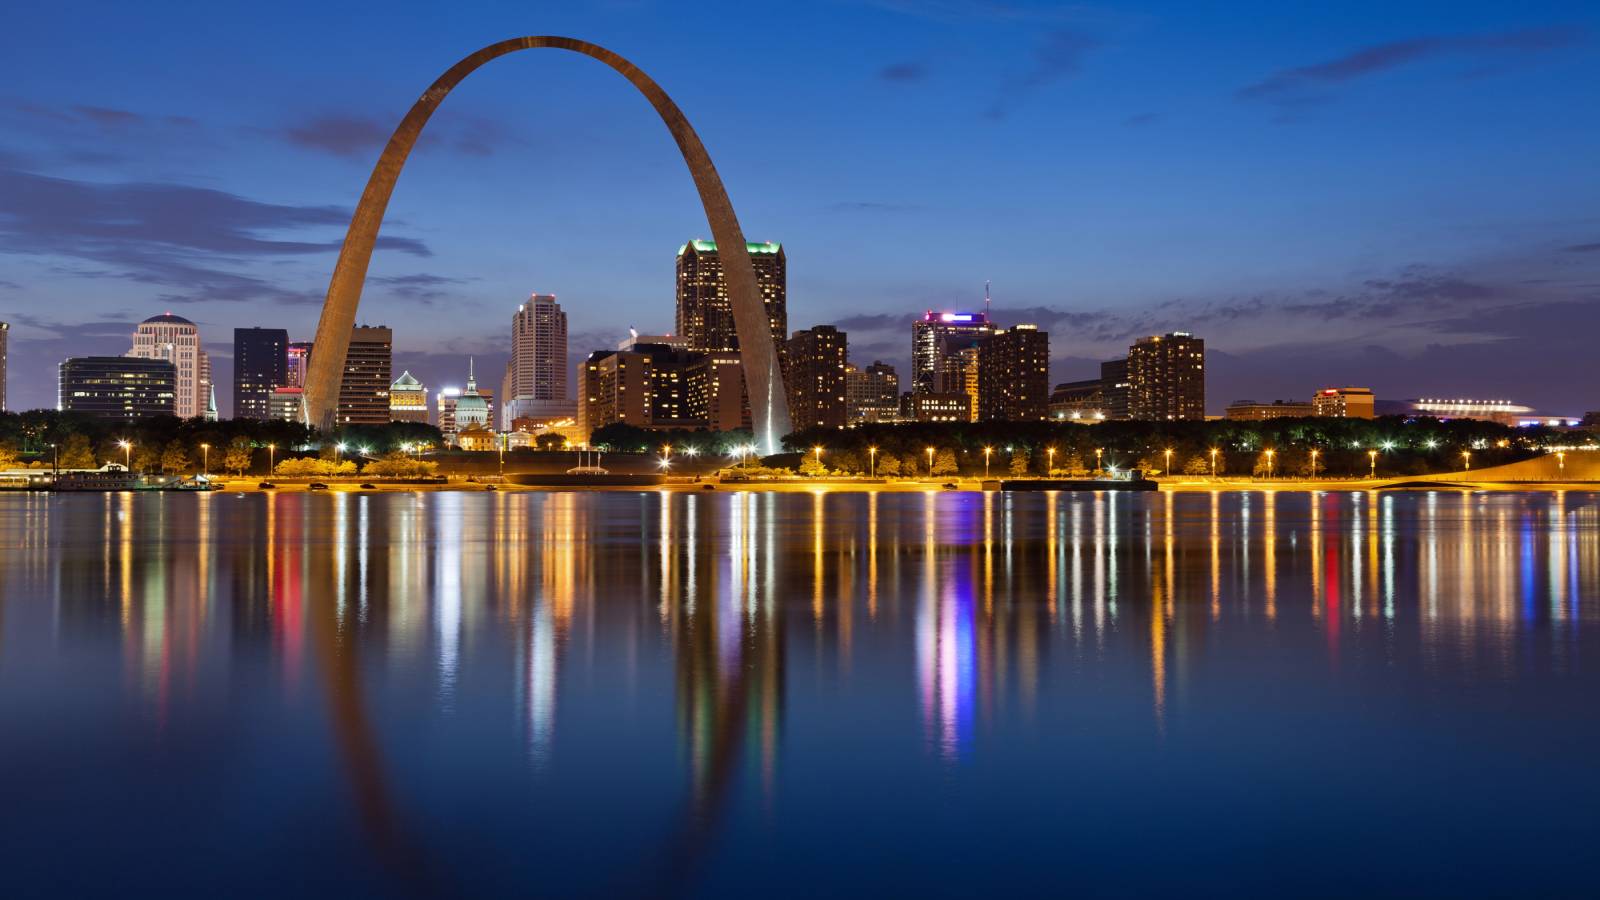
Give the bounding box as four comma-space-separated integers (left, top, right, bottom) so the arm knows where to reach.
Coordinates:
118, 440, 131, 471
49, 443, 58, 475
498, 437, 505, 477
1558, 451, 1566, 478
1163, 448, 1173, 478
1047, 447, 1056, 475
335, 442, 346, 467
1462, 450, 1471, 471
813, 445, 824, 469
1265, 449, 1275, 479
1209, 447, 1219, 478
1368, 449, 1378, 479
1310, 448, 1320, 480
200, 443, 210, 478
267, 443, 277, 475
1095, 447, 1104, 476
868, 446, 878, 479
983, 446, 993, 479
926, 446, 935, 476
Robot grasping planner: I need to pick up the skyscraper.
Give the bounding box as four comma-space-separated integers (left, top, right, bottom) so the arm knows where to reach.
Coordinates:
686, 351, 749, 432
675, 240, 786, 355
0, 320, 8, 412
129, 313, 209, 419
59, 357, 176, 420
1100, 358, 1130, 421
285, 341, 312, 388
1127, 332, 1205, 421
845, 361, 900, 424
233, 327, 288, 420
336, 325, 392, 426
911, 310, 995, 395
977, 325, 1050, 422
389, 371, 429, 422
505, 293, 573, 427
786, 325, 848, 430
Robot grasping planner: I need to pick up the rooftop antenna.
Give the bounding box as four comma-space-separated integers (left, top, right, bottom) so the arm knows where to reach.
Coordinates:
984, 280, 991, 320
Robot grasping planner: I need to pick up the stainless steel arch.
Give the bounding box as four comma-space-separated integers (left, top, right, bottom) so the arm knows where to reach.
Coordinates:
302, 36, 792, 452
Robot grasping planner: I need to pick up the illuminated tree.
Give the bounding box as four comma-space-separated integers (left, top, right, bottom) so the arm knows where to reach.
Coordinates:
160, 442, 192, 475
876, 453, 901, 477
1182, 455, 1209, 476
0, 441, 18, 470
932, 448, 959, 476
1009, 449, 1030, 476
60, 434, 96, 469
799, 454, 827, 477
225, 437, 253, 475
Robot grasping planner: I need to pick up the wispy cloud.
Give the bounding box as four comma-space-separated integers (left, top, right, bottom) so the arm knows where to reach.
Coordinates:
1562, 241, 1600, 253
278, 112, 521, 160
878, 61, 928, 82
1239, 25, 1586, 104
985, 29, 1101, 119
827, 200, 924, 214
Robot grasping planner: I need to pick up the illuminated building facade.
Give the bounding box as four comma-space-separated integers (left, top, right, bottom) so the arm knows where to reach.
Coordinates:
1100, 357, 1130, 421
1128, 332, 1205, 421
269, 386, 304, 422
129, 313, 210, 420
59, 356, 176, 420
505, 293, 573, 428
911, 310, 995, 396
1226, 399, 1315, 420
977, 324, 1050, 422
1408, 398, 1534, 426
336, 325, 392, 426
845, 361, 900, 424
1049, 379, 1107, 422
388, 370, 429, 423
786, 325, 848, 430
686, 351, 749, 433
1312, 386, 1375, 419
907, 392, 970, 423
285, 341, 312, 388
675, 240, 786, 356
233, 327, 287, 420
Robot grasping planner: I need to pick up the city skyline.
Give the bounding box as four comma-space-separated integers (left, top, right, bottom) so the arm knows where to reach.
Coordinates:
2, 2, 1598, 418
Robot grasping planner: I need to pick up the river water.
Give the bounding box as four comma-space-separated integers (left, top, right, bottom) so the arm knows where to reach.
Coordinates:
1, 489, 1597, 897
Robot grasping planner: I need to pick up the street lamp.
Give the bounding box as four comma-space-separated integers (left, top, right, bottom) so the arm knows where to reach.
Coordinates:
983, 445, 993, 479
1047, 446, 1056, 475
49, 442, 58, 475
868, 446, 878, 479
498, 437, 505, 477
1310, 448, 1320, 480
118, 439, 132, 471
1163, 448, 1173, 478
1095, 447, 1104, 476
200, 443, 210, 478
267, 443, 277, 474
1461, 449, 1471, 471
1209, 447, 1219, 478
1265, 449, 1275, 479
925, 446, 935, 476
813, 445, 824, 468
1368, 449, 1378, 479
335, 442, 346, 466
1558, 451, 1566, 478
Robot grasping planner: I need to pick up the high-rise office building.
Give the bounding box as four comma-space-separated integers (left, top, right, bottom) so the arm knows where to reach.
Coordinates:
576, 343, 707, 439
786, 325, 848, 430
129, 313, 209, 419
389, 371, 429, 422
578, 348, 654, 439
269, 386, 304, 422
285, 341, 312, 388
845, 361, 900, 424
1127, 332, 1205, 421
233, 327, 287, 420
977, 325, 1050, 422
505, 293, 573, 428
1100, 358, 1130, 421
675, 240, 786, 356
336, 326, 392, 426
59, 356, 176, 420
0, 320, 8, 412
911, 310, 995, 395
686, 351, 749, 433
1312, 387, 1375, 419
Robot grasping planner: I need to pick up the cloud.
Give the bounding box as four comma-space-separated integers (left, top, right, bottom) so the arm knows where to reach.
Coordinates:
985, 28, 1101, 119
1123, 112, 1161, 127
878, 61, 927, 82
0, 165, 428, 305
71, 105, 143, 127
369, 272, 473, 303
1562, 241, 1600, 253
826, 200, 924, 214
278, 112, 521, 160
1239, 25, 1586, 103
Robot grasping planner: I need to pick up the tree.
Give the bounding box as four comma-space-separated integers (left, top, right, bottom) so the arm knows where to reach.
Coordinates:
132, 444, 159, 474
364, 452, 438, 478
1182, 455, 1210, 476
161, 442, 193, 475
876, 453, 901, 477
1061, 452, 1088, 477
225, 437, 253, 475
799, 454, 827, 476
60, 434, 96, 469
534, 433, 565, 451
932, 448, 959, 476
1252, 454, 1274, 478
0, 441, 17, 470
1009, 449, 1030, 476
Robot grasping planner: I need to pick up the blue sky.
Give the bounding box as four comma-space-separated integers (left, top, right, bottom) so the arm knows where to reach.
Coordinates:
2, 0, 1598, 416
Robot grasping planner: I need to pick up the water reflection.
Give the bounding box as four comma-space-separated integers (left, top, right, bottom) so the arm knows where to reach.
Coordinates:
0, 489, 1597, 895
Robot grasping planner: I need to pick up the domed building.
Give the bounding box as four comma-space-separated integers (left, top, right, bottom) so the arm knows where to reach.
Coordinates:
453, 359, 491, 431
389, 370, 429, 423
129, 312, 212, 420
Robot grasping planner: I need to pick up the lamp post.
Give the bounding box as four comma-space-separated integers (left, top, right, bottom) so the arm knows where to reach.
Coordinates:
868, 446, 878, 479
200, 443, 210, 478
1095, 448, 1104, 476
1163, 448, 1173, 478
498, 437, 505, 478
813, 445, 824, 468
267, 443, 277, 475
1047, 447, 1056, 476
1264, 449, 1275, 479
1462, 450, 1471, 471
1209, 447, 1218, 478
1558, 451, 1566, 478
49, 443, 58, 475
925, 446, 935, 476
335, 442, 346, 466
118, 440, 131, 471
1368, 449, 1378, 479
983, 446, 993, 479
1310, 448, 1320, 480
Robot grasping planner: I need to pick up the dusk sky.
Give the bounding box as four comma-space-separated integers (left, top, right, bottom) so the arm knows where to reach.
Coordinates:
2, 0, 1597, 417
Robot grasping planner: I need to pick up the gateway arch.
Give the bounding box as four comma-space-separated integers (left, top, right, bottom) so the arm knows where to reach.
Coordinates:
303, 36, 792, 452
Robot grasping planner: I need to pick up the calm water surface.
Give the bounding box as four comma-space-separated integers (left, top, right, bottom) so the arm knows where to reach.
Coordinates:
2, 489, 1598, 897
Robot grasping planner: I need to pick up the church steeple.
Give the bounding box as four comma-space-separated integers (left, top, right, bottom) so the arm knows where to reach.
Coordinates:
465, 356, 478, 394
